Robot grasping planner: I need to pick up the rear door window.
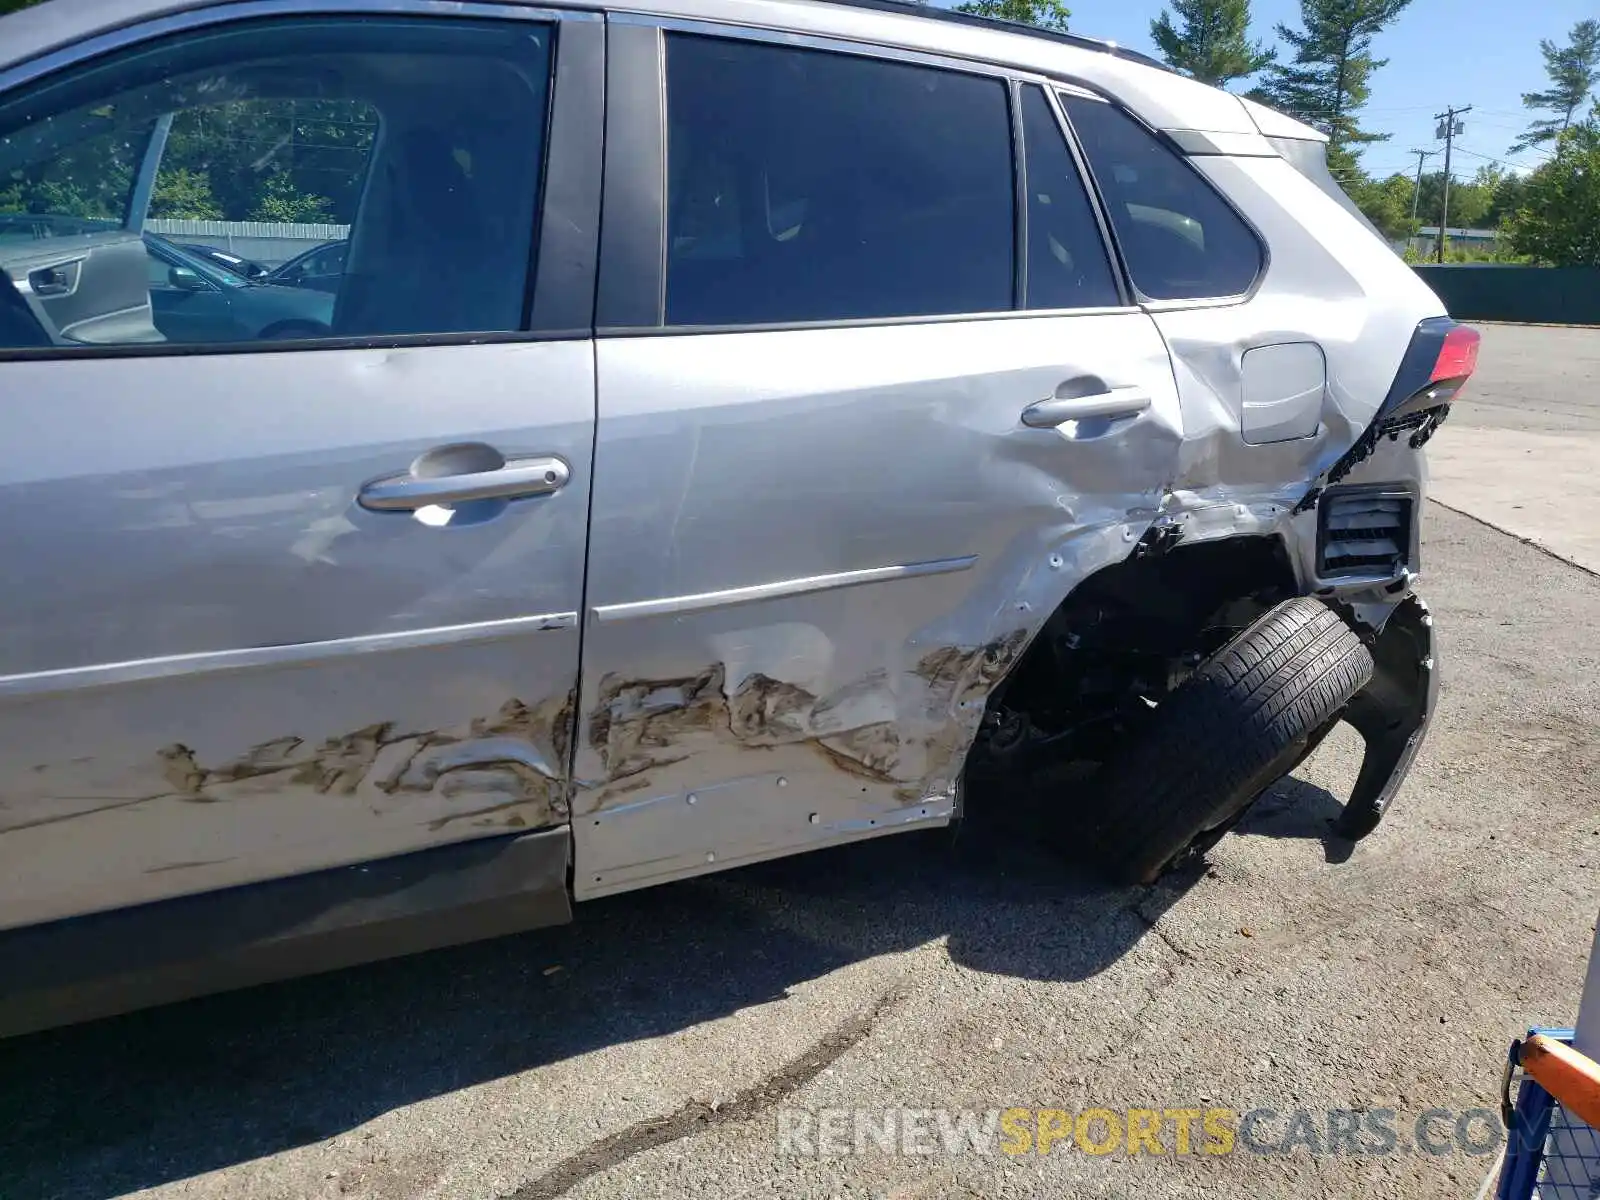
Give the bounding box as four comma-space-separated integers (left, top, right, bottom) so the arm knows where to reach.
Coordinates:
1019, 85, 1119, 310
664, 35, 1016, 325
1059, 93, 1262, 301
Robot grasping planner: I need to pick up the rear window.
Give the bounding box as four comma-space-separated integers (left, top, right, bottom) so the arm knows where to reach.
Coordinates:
1060, 93, 1262, 301
665, 35, 1016, 325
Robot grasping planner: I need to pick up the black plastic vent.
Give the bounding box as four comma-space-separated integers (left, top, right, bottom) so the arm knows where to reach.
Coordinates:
1317, 491, 1413, 577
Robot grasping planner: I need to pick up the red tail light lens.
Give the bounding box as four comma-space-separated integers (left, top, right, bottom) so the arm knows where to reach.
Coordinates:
1430, 324, 1480, 384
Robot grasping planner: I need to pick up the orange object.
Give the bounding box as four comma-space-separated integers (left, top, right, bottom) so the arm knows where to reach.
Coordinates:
1522, 1034, 1600, 1131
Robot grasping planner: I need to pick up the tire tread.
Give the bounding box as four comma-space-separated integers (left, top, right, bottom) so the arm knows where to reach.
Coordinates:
1084, 597, 1374, 882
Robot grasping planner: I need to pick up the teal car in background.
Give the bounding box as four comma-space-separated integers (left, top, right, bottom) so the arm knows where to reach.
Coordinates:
144, 235, 334, 342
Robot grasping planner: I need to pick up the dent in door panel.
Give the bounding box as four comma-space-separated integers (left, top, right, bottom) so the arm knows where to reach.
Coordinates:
584, 632, 1027, 792
576, 316, 1186, 895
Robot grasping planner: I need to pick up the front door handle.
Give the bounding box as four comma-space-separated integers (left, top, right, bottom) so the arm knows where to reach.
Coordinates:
359, 453, 570, 512
1021, 385, 1150, 428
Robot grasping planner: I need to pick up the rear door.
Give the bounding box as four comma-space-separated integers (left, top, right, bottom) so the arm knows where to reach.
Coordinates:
573, 27, 1184, 897
0, 2, 603, 930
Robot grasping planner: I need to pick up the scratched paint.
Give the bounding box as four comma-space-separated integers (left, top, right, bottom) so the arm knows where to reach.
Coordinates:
0, 687, 576, 931
584, 634, 1027, 805
142, 695, 574, 818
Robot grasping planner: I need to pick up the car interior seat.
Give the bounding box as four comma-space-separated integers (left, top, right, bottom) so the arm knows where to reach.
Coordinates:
334, 124, 511, 336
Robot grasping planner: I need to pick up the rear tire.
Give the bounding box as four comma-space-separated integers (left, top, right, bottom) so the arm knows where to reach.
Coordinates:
1083, 597, 1374, 884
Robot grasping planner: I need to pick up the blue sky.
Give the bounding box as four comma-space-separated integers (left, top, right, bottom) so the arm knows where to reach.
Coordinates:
941, 0, 1595, 180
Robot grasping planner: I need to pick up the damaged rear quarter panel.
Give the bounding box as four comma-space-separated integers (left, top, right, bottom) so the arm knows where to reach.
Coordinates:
1137, 156, 1445, 594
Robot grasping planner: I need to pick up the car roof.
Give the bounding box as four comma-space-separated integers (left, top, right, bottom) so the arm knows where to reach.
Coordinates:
0, 0, 1312, 140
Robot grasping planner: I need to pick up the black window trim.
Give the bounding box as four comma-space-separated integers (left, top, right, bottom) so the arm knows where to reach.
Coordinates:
1008, 79, 1028, 311
0, 0, 600, 363
1023, 80, 1132, 312
1052, 86, 1270, 309
598, 12, 1142, 336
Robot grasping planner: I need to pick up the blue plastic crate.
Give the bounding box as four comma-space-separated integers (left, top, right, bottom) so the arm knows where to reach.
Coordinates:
1497, 1029, 1600, 1200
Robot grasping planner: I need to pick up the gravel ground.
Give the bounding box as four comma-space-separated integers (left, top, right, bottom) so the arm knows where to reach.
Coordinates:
0, 331, 1595, 1200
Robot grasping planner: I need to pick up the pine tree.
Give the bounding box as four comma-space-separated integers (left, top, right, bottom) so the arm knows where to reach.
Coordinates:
1252, 0, 1412, 161
1511, 20, 1600, 154
954, 0, 1070, 33
1150, 0, 1274, 88
1505, 101, 1600, 266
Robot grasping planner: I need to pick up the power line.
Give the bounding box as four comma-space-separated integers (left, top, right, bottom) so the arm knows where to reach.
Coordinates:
1453, 144, 1555, 171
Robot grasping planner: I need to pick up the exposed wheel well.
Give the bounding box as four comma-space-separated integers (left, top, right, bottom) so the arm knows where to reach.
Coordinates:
966, 535, 1300, 782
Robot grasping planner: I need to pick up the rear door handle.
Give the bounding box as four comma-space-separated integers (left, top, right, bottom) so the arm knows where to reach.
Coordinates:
1021, 386, 1150, 428
358, 455, 570, 512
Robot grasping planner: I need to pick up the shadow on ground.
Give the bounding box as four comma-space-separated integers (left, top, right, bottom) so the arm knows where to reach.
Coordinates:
0, 773, 1347, 1198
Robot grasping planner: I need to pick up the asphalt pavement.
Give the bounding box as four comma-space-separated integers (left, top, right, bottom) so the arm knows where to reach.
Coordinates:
0, 326, 1595, 1200
1428, 324, 1600, 573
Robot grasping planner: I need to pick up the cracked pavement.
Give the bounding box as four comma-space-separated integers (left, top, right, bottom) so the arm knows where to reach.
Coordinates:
0, 327, 1596, 1200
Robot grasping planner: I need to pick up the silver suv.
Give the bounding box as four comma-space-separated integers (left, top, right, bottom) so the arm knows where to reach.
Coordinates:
0, 0, 1477, 1034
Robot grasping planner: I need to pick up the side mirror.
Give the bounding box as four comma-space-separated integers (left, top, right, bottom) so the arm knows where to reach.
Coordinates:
168, 266, 206, 291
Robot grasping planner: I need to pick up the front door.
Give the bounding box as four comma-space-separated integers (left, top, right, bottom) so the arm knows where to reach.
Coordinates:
0, 4, 602, 930
573, 28, 1183, 896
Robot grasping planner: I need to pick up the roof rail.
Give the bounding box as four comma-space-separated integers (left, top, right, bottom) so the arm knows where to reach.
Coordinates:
812, 0, 1175, 73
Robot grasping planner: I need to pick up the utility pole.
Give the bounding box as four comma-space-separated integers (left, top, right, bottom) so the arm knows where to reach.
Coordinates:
1433, 105, 1471, 263
1408, 148, 1436, 222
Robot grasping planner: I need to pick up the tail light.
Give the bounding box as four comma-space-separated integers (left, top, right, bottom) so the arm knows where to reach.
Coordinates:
1429, 323, 1480, 389
1294, 317, 1474, 513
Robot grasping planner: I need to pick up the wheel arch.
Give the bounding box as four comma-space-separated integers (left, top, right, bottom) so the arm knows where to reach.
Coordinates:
965, 532, 1301, 786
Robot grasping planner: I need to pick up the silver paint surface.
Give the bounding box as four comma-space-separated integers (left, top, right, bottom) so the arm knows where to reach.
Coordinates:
0, 342, 592, 929
0, 0, 1449, 925
572, 313, 1186, 896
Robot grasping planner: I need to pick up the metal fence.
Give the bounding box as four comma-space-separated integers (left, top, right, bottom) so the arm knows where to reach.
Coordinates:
1413, 265, 1600, 326
145, 219, 349, 267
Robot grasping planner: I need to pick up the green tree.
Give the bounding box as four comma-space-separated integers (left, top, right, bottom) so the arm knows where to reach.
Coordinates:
1348, 171, 1415, 240
1504, 104, 1600, 266
149, 167, 222, 220
954, 0, 1070, 33
0, 0, 43, 13
1511, 19, 1600, 154
1410, 165, 1501, 233
1252, 0, 1412, 161
158, 100, 374, 223
1484, 169, 1529, 228
1150, 0, 1274, 87
0, 125, 148, 223
248, 171, 333, 223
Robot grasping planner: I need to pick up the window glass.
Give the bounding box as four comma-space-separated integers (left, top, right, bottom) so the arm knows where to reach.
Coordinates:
665, 35, 1015, 325
1059, 93, 1262, 300
269, 240, 347, 292
1019, 86, 1119, 310
0, 125, 154, 237
0, 17, 552, 350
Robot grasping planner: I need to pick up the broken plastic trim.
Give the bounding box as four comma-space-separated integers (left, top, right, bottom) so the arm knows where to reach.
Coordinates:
1334, 592, 1437, 839
1294, 317, 1473, 515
